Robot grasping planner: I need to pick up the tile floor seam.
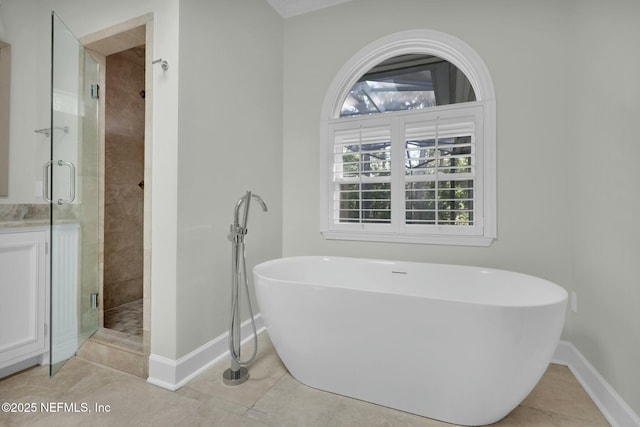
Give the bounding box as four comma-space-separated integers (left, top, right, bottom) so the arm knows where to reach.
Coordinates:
519, 392, 611, 425
79, 342, 144, 356
252, 368, 288, 406
520, 404, 609, 427
66, 356, 146, 382
241, 371, 292, 425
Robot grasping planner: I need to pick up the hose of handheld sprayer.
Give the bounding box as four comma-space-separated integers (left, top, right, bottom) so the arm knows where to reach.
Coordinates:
228, 233, 258, 366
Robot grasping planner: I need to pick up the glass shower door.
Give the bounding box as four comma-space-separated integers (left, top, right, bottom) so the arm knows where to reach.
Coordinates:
49, 12, 100, 376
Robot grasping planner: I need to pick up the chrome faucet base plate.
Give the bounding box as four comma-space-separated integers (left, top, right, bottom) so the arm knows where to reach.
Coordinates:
222, 367, 249, 386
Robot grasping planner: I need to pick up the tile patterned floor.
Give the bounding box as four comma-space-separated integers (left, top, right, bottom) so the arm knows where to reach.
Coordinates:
0, 333, 610, 426
104, 299, 143, 339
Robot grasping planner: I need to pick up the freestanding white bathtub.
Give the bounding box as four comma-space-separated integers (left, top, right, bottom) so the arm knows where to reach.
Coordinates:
253, 256, 568, 426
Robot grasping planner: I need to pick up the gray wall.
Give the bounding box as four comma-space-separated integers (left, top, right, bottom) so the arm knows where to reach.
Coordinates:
282, 0, 639, 416
567, 0, 640, 414
283, 0, 571, 293
176, 0, 283, 357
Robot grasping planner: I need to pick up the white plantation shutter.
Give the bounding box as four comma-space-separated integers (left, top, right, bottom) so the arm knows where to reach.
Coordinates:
326, 105, 484, 240
331, 118, 392, 229
403, 109, 482, 234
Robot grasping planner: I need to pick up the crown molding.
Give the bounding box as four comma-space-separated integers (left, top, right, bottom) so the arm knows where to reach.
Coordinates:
265, 0, 352, 18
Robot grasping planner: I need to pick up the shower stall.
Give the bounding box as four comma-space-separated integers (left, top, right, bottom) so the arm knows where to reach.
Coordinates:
47, 12, 152, 378
102, 45, 145, 339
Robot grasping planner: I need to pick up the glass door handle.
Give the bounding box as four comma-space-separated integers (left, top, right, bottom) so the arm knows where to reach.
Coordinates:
42, 160, 53, 203
56, 160, 76, 205
44, 160, 76, 204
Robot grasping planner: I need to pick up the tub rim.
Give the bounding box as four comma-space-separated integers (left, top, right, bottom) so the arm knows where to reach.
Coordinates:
253, 255, 568, 309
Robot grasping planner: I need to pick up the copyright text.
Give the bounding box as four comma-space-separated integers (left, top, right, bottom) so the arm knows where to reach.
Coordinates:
1, 402, 111, 414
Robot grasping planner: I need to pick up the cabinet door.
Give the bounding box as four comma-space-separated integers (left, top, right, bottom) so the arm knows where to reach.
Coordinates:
0, 229, 47, 369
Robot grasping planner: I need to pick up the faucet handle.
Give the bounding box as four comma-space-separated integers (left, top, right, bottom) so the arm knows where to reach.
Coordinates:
228, 224, 248, 242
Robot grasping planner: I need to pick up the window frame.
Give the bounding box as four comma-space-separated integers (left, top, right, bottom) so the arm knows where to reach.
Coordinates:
320, 30, 496, 246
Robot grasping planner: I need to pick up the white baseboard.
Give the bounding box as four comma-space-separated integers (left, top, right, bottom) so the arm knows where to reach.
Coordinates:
553, 340, 640, 427
147, 314, 265, 391
0, 355, 43, 379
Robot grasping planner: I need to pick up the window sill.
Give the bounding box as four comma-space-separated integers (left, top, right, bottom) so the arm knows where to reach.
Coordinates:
321, 230, 495, 247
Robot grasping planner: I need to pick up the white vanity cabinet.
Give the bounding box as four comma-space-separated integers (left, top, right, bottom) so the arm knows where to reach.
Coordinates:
0, 227, 49, 372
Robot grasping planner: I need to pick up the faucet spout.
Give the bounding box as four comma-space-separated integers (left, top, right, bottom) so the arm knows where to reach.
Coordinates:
232, 191, 267, 233
251, 194, 268, 212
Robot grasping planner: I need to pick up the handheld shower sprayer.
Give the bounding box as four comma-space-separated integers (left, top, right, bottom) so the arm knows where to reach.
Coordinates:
223, 191, 267, 386
230, 191, 268, 241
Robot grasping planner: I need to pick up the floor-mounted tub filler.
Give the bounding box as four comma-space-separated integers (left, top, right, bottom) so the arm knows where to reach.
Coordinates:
254, 256, 567, 426
222, 191, 267, 386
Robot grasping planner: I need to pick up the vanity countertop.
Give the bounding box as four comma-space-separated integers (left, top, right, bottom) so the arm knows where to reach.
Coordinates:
0, 220, 48, 232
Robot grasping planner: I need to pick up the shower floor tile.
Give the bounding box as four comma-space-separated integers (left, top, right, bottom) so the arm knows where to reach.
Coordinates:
0, 332, 611, 427
104, 299, 143, 338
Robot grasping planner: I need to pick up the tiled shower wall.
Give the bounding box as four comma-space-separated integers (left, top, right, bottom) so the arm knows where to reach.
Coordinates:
103, 47, 145, 311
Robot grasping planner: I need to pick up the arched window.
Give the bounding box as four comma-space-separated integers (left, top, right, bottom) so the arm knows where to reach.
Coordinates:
320, 30, 496, 246
340, 53, 476, 117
